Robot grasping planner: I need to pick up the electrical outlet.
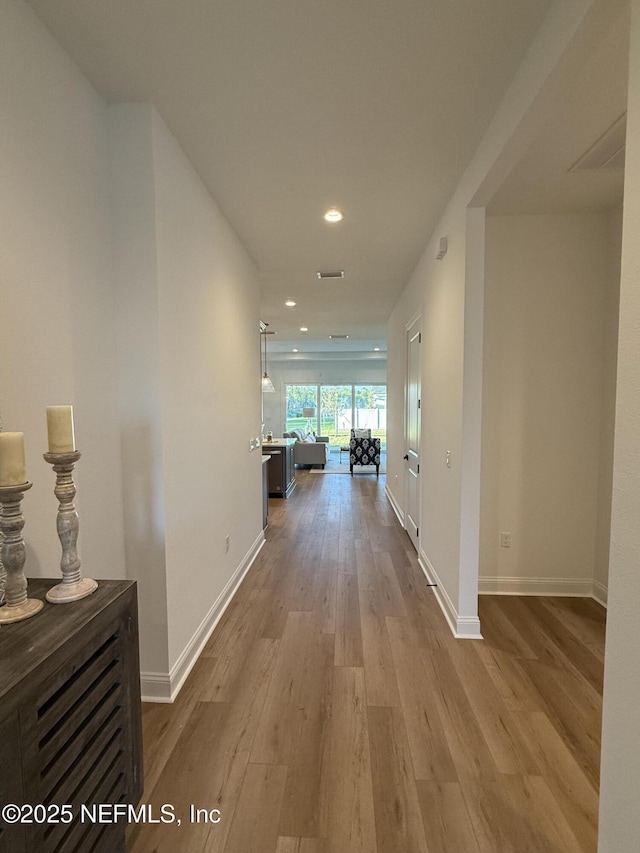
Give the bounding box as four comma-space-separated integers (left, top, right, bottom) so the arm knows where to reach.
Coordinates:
500, 532, 512, 548
225, 535, 230, 553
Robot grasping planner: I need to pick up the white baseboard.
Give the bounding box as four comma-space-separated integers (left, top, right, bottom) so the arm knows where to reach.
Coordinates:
478, 575, 607, 604
385, 484, 405, 527
138, 672, 172, 703
592, 579, 608, 608
418, 550, 483, 639
140, 530, 266, 703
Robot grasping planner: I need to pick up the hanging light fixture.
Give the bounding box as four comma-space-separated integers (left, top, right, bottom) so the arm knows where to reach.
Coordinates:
261, 323, 275, 393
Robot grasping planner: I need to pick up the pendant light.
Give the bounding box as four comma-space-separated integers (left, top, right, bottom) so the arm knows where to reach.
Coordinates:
261, 324, 275, 393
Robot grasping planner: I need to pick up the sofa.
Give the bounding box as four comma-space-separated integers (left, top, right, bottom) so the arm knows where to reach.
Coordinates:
283, 429, 331, 468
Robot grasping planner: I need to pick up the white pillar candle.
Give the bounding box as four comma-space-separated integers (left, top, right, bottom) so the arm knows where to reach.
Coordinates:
46, 406, 76, 453
0, 432, 27, 486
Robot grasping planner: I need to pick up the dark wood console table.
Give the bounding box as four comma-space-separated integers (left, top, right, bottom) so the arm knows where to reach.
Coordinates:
0, 579, 143, 853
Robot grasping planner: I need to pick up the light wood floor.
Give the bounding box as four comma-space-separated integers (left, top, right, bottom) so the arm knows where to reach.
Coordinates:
129, 470, 605, 853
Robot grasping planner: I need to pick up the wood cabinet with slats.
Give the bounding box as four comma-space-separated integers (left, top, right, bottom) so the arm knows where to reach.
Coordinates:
0, 579, 143, 853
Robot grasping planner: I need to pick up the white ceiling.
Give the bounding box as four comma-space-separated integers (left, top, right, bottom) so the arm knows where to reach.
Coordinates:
487, 5, 629, 217
26, 0, 557, 352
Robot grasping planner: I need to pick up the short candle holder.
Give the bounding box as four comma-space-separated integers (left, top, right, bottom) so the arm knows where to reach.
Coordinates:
0, 482, 44, 623
43, 451, 97, 603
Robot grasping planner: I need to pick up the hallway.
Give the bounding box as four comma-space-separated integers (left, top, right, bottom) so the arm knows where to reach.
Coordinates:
130, 471, 604, 853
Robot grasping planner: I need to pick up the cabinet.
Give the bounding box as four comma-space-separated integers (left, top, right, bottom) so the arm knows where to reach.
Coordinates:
262, 455, 270, 528
262, 439, 296, 497
0, 579, 142, 853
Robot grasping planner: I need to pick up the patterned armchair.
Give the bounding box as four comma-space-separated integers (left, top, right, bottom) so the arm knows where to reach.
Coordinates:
349, 429, 381, 477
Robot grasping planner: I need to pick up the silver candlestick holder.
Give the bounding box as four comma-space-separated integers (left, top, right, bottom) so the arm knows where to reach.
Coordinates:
0, 533, 5, 606
0, 482, 44, 623
43, 451, 97, 603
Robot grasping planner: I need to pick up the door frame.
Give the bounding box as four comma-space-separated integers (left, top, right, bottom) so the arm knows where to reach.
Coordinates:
404, 314, 422, 551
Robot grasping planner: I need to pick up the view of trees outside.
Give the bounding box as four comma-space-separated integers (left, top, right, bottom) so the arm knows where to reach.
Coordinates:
320, 385, 352, 442
285, 383, 387, 449
355, 385, 386, 438
285, 385, 317, 433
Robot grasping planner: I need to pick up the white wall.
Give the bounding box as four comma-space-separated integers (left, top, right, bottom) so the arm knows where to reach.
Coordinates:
110, 104, 263, 685
262, 356, 387, 438
109, 104, 169, 676
594, 207, 622, 601
387, 202, 471, 632
598, 1, 640, 846
480, 212, 617, 597
1, 1, 263, 694
151, 111, 262, 670
386, 0, 618, 634
0, 0, 126, 579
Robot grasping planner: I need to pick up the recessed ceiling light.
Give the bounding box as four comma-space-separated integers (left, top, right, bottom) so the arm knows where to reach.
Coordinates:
285, 299, 296, 307
323, 208, 343, 223
292, 348, 298, 352
300, 327, 308, 332
374, 347, 380, 351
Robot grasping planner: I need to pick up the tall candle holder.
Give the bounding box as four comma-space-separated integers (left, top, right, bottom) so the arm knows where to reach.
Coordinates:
0, 535, 5, 605
43, 451, 97, 603
0, 482, 44, 623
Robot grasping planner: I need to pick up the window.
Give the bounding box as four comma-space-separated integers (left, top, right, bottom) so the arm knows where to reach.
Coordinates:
355, 385, 386, 445
285, 385, 318, 433
284, 384, 387, 449
320, 385, 352, 446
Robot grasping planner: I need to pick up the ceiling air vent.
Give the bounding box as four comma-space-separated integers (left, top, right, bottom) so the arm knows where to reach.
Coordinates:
317, 270, 345, 280
329, 335, 349, 339
569, 113, 626, 172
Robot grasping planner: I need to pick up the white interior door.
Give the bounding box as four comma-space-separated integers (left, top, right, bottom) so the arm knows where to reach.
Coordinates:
405, 320, 421, 551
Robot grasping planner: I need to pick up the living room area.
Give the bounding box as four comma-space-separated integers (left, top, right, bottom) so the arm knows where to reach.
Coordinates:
261, 347, 387, 473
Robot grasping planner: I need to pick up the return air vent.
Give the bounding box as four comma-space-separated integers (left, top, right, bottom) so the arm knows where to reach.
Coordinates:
317, 270, 345, 280
569, 113, 626, 172
329, 334, 349, 339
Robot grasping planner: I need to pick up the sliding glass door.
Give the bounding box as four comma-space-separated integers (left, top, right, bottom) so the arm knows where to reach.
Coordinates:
320, 385, 352, 447
285, 385, 318, 433
355, 385, 387, 445
285, 383, 387, 449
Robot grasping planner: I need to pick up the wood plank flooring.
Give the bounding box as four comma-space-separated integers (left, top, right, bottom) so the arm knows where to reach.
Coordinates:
129, 470, 605, 853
